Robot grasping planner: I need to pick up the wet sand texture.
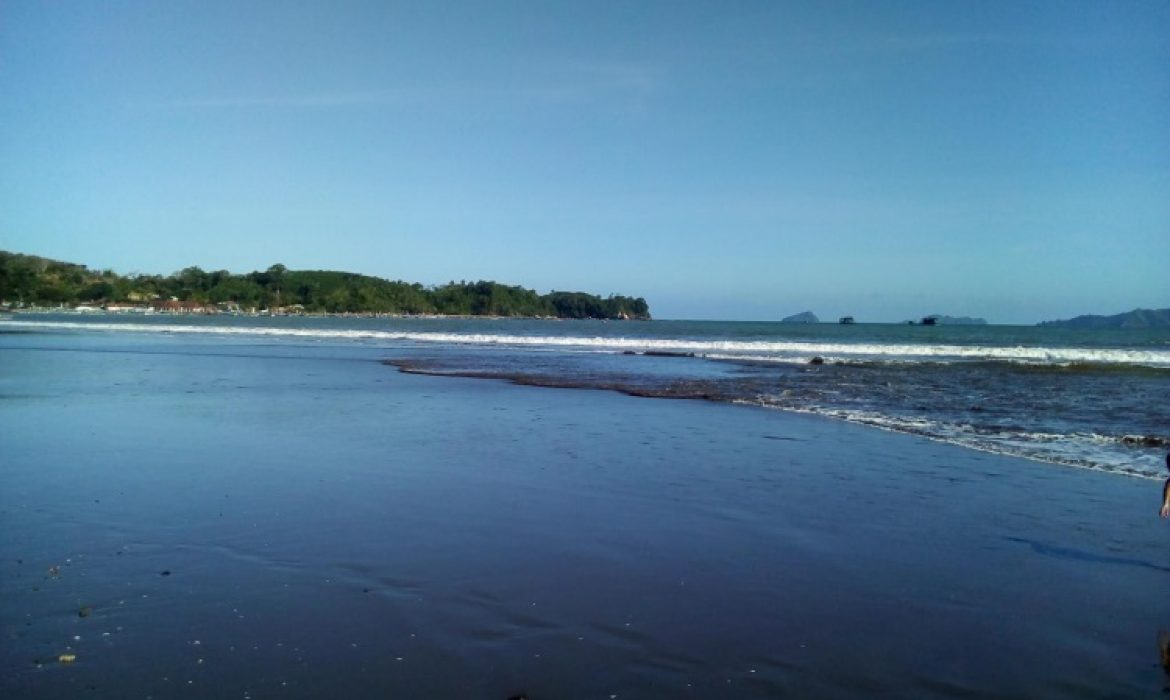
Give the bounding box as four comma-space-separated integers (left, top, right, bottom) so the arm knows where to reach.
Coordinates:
1, 335, 1168, 698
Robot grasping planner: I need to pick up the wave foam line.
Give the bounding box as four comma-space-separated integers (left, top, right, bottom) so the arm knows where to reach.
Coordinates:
5, 319, 1169, 367
736, 401, 1166, 480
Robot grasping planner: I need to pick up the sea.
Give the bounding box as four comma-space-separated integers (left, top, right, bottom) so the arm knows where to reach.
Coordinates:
5, 313, 1168, 479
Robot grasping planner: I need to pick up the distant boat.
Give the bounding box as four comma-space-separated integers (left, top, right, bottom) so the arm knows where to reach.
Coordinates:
921, 316, 937, 326
839, 316, 854, 324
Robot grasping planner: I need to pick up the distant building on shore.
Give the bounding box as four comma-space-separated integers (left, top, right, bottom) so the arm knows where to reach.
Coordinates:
103, 302, 151, 313
151, 299, 213, 314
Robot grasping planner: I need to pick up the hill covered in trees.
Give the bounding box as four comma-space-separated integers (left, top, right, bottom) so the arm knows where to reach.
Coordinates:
0, 251, 651, 320
1038, 308, 1169, 329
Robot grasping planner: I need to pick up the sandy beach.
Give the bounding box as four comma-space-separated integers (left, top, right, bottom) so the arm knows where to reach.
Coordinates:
2, 331, 1168, 698
5, 1, 1168, 696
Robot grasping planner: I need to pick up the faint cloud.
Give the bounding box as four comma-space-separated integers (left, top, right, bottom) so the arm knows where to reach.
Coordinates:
724, 27, 1147, 65
156, 60, 662, 112
863, 33, 1015, 52
165, 91, 414, 108
514, 59, 662, 112
777, 31, 1026, 59
561, 60, 660, 94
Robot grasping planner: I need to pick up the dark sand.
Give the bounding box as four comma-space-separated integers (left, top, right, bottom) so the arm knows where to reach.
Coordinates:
1, 335, 1168, 698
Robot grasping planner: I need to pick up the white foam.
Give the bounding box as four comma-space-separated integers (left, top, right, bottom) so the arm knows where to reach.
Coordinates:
5, 318, 1169, 368
736, 400, 1166, 480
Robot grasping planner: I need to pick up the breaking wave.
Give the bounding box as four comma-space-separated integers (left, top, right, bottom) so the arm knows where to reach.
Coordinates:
746, 404, 1167, 480
5, 319, 1169, 369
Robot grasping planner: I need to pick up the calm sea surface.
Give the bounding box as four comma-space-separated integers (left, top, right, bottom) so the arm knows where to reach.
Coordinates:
6, 314, 1168, 478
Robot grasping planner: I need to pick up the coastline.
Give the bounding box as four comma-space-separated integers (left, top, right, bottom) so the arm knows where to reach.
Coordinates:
2, 331, 1168, 698
1, 307, 626, 322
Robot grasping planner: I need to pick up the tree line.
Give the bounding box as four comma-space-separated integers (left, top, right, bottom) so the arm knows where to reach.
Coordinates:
0, 251, 651, 320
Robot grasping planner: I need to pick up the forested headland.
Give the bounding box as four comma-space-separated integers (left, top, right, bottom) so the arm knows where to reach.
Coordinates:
0, 251, 651, 320
1037, 308, 1170, 329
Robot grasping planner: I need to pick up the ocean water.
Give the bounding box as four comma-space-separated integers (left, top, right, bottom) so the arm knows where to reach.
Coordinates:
5, 314, 1168, 479
2, 318, 1169, 698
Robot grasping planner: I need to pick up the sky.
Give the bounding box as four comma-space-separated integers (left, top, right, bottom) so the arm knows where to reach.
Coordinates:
1, 1, 1167, 323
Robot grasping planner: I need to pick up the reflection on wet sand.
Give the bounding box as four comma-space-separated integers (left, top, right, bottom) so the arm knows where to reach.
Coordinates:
4, 335, 1170, 699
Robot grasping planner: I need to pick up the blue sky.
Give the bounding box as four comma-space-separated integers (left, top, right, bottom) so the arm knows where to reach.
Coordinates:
2, 1, 1167, 323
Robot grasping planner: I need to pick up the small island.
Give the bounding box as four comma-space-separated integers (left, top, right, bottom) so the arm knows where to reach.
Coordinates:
0, 251, 652, 320
781, 311, 819, 324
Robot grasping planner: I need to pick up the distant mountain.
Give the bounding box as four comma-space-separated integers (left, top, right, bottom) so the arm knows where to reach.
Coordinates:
1037, 308, 1170, 329
781, 311, 819, 324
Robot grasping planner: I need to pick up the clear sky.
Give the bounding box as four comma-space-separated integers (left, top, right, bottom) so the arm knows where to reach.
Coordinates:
2, 1, 1167, 323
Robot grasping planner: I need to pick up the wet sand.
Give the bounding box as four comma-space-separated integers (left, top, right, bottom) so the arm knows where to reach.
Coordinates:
1, 334, 1168, 698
